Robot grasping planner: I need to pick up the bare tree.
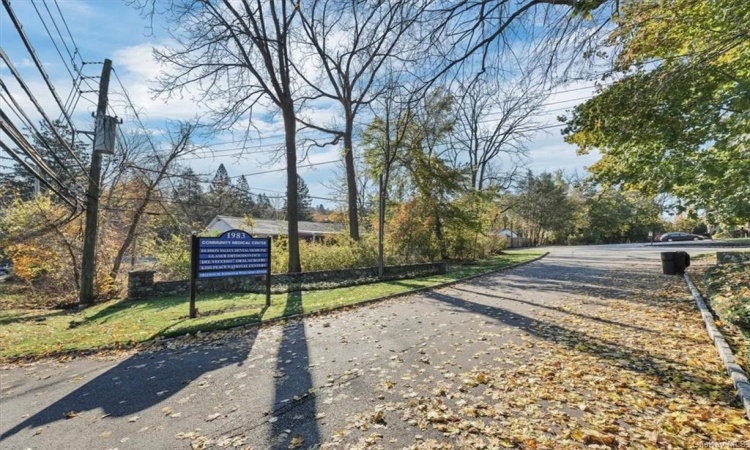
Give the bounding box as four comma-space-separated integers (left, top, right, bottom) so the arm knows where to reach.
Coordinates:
322, 154, 374, 227
136, 0, 304, 272
109, 122, 198, 280
424, 1, 616, 85
296, 0, 428, 240
100, 130, 151, 210
451, 74, 543, 191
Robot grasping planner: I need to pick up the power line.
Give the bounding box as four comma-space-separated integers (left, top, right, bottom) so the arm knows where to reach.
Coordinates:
180, 91, 596, 162
0, 52, 89, 179
111, 67, 199, 225
0, 141, 73, 207
2, 0, 76, 134
0, 89, 85, 187
186, 82, 601, 154
29, 0, 77, 81
53, 0, 84, 67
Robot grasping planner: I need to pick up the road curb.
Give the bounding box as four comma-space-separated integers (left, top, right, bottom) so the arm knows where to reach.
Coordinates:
683, 273, 750, 419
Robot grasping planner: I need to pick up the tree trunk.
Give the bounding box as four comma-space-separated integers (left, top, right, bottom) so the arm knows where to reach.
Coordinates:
284, 103, 302, 273
343, 119, 360, 240
56, 229, 80, 291
378, 173, 385, 277
111, 200, 149, 280
110, 128, 191, 280
434, 209, 446, 260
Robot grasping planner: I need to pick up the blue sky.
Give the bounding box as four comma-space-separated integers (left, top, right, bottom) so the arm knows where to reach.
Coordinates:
1, 0, 602, 207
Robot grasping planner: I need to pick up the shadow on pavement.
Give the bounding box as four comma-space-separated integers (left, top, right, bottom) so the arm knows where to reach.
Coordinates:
424, 290, 737, 404
269, 290, 320, 449
474, 263, 659, 301
449, 285, 675, 336
0, 319, 262, 441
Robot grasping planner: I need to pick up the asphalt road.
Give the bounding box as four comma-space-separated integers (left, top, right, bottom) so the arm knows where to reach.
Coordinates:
1, 243, 747, 449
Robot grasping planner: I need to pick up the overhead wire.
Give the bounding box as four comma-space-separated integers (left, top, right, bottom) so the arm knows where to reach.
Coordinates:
29, 0, 77, 81
186, 82, 602, 151
53, 0, 83, 65
2, 0, 76, 135
0, 106, 72, 188
180, 90, 597, 162
111, 67, 201, 224
0, 79, 84, 179
0, 129, 79, 209
0, 49, 89, 178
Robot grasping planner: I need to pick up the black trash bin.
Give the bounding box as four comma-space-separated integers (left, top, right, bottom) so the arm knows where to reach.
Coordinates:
661, 252, 676, 275
661, 251, 690, 275
676, 251, 690, 274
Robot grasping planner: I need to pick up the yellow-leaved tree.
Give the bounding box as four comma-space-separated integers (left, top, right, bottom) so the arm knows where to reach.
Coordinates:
0, 195, 119, 305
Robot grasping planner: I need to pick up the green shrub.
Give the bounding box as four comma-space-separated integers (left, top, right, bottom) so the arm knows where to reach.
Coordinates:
714, 230, 744, 239
155, 226, 505, 279
154, 234, 191, 280
270, 235, 381, 273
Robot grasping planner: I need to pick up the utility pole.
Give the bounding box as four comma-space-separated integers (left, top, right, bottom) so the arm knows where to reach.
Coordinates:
378, 173, 385, 277
79, 59, 112, 307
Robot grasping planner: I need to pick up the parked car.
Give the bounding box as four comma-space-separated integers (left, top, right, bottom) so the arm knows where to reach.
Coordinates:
659, 232, 703, 242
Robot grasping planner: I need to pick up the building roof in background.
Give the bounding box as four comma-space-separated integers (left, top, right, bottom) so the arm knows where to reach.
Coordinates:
496, 229, 519, 238
207, 216, 346, 237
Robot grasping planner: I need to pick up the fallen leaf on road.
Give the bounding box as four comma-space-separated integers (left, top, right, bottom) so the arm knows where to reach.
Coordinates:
323, 269, 750, 448
64, 411, 78, 419
206, 413, 222, 422
176, 432, 200, 440
288, 435, 304, 449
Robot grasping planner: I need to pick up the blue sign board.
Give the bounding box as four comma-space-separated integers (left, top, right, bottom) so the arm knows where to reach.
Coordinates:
189, 229, 272, 318
196, 230, 270, 279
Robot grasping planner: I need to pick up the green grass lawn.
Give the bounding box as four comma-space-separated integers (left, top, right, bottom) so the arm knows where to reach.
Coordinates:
0, 251, 541, 361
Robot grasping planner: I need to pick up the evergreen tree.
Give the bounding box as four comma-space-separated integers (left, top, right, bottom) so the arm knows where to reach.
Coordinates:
173, 167, 203, 204
171, 167, 207, 225
255, 193, 275, 219
234, 175, 256, 213
202, 163, 240, 219
284, 175, 312, 221
210, 163, 231, 195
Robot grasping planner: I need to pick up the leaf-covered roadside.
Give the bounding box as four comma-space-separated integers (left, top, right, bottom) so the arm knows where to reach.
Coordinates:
700, 262, 750, 374
321, 272, 750, 449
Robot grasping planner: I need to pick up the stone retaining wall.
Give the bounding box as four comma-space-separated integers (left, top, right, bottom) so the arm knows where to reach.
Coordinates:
128, 262, 447, 300
717, 252, 750, 265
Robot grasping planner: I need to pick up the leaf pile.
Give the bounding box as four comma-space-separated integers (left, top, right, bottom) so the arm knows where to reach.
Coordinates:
700, 261, 750, 375
703, 262, 750, 332
321, 271, 750, 449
